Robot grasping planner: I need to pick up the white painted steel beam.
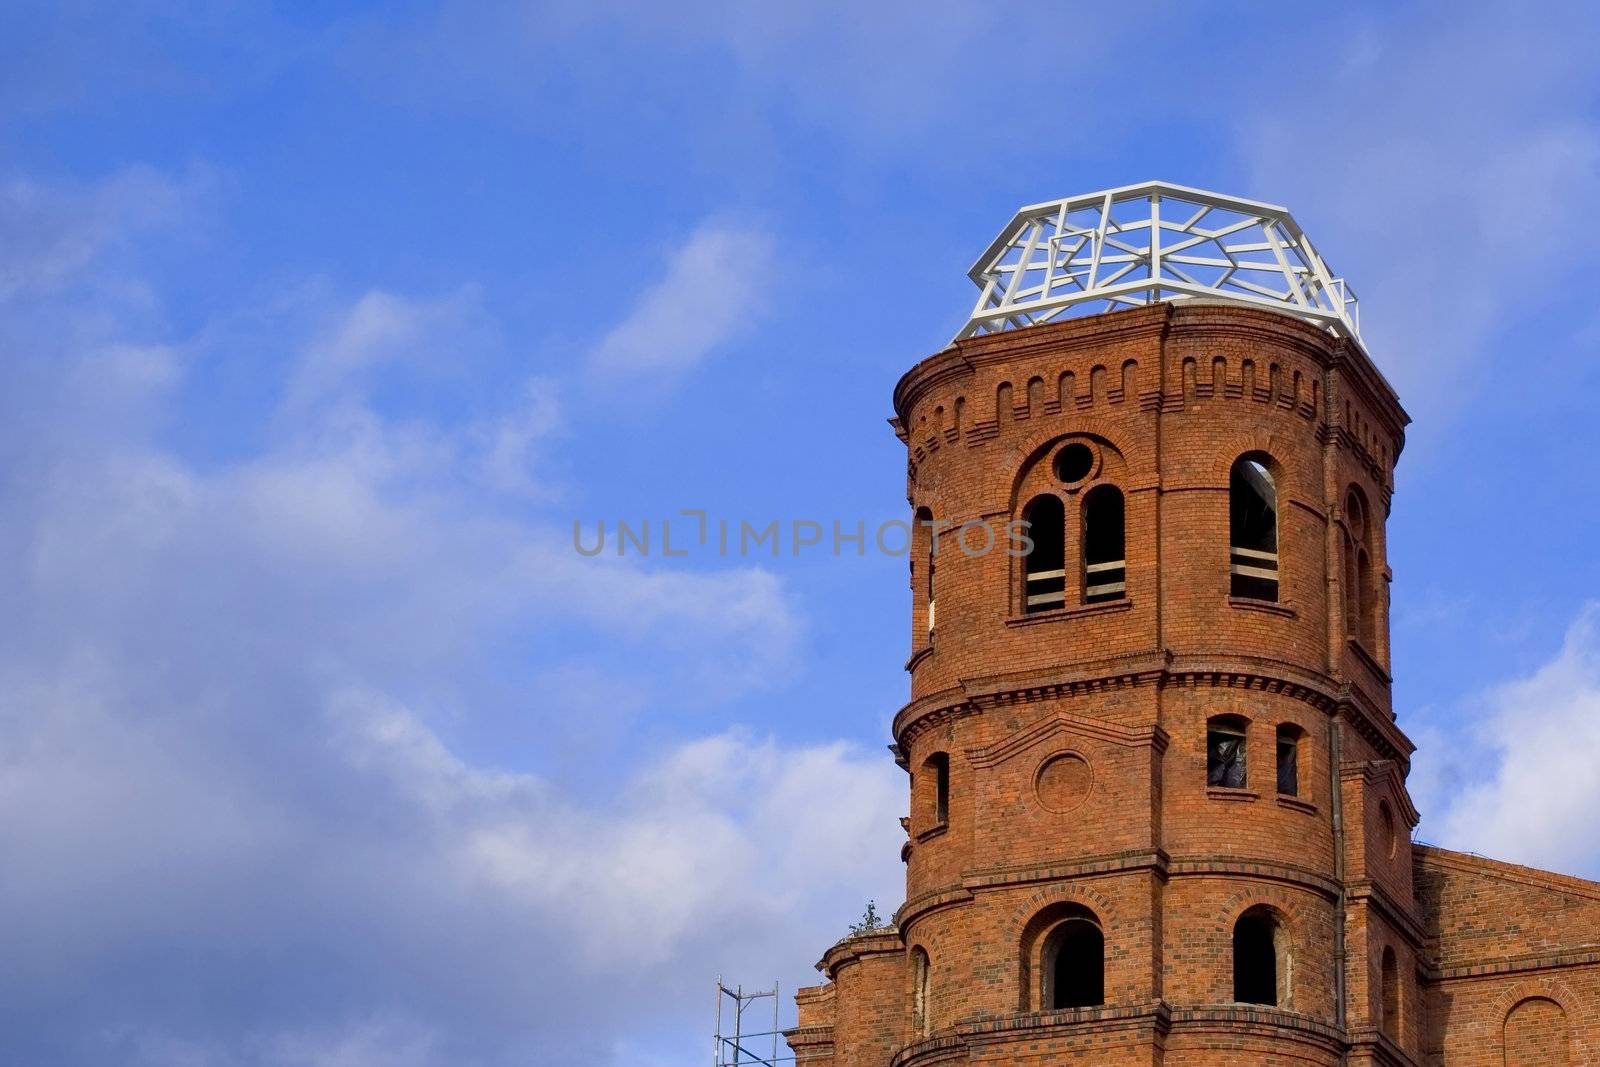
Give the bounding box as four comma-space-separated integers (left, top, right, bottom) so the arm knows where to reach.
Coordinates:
956, 181, 1363, 349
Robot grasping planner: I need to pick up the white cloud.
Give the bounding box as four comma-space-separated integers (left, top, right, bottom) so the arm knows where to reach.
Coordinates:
353, 702, 906, 971
471, 376, 563, 497
0, 165, 191, 302
1428, 603, 1600, 877
268, 1019, 444, 1067
0, 167, 867, 1065
587, 221, 775, 380
285, 287, 499, 415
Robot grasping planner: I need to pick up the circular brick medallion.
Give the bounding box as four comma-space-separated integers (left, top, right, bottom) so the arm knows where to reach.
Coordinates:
1035, 752, 1093, 813
1379, 800, 1398, 858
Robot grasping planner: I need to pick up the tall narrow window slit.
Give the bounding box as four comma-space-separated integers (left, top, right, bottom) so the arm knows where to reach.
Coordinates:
1082, 485, 1126, 604
1023, 495, 1066, 613
1230, 455, 1279, 601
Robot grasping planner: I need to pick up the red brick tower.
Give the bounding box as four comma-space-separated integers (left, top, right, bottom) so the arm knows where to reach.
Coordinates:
786, 184, 1426, 1065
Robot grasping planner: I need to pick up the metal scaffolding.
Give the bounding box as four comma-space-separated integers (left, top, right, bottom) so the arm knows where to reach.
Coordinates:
713, 980, 795, 1067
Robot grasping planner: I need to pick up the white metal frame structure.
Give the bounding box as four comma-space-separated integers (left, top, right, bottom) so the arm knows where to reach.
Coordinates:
957, 181, 1361, 348
713, 980, 792, 1067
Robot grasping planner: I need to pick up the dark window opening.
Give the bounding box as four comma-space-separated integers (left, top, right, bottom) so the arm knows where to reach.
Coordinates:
1276, 726, 1301, 797
922, 753, 950, 826
1380, 946, 1399, 1039
1046, 919, 1104, 1009
1082, 485, 1126, 604
1022, 495, 1066, 613
1343, 533, 1358, 634
1055, 442, 1095, 483
1207, 718, 1248, 789
915, 507, 936, 638
1233, 908, 1281, 1006
1230, 455, 1279, 601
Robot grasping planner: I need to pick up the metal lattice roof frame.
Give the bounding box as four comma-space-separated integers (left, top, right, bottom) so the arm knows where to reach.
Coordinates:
957, 181, 1362, 350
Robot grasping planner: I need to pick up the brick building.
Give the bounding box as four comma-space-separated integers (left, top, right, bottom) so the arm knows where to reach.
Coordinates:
784, 186, 1600, 1066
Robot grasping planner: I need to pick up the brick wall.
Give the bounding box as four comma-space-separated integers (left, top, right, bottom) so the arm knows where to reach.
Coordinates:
786, 305, 1598, 1066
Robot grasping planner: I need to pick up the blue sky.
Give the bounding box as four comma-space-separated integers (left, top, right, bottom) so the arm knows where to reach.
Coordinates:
2, 2, 1599, 1064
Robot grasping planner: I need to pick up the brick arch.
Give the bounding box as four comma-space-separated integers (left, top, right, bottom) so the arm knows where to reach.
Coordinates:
1010, 883, 1116, 1013
1340, 481, 1372, 536
1487, 975, 1581, 1019
906, 943, 933, 1040
1220, 888, 1303, 1011
1489, 977, 1586, 1066
999, 421, 1141, 515
1218, 885, 1306, 931
1008, 881, 1119, 940
1208, 429, 1289, 484
1007, 418, 1136, 471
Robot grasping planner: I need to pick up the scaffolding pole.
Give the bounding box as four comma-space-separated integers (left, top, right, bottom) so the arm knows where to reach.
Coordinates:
713, 979, 795, 1067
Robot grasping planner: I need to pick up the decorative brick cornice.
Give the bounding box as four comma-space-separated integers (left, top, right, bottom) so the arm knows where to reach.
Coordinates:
963, 848, 1170, 891
1330, 426, 1395, 489
1165, 856, 1344, 900
1344, 1028, 1421, 1067
1336, 699, 1414, 766
816, 928, 905, 978
959, 1000, 1171, 1045
894, 885, 975, 931
892, 999, 1356, 1065
1345, 878, 1428, 949
887, 1033, 966, 1067
1166, 1003, 1347, 1051
893, 654, 1416, 753
1426, 945, 1600, 983
902, 850, 1349, 931
1345, 635, 1393, 686
891, 1001, 1173, 1066
1327, 338, 1410, 446
966, 710, 1168, 768
960, 652, 1170, 706
779, 1024, 834, 1053
1163, 658, 1341, 713
1341, 759, 1421, 827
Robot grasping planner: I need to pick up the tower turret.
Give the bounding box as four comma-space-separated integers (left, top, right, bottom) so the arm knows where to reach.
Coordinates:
788, 183, 1423, 1067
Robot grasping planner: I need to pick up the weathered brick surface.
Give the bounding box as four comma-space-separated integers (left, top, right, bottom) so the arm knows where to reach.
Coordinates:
787, 305, 1600, 1065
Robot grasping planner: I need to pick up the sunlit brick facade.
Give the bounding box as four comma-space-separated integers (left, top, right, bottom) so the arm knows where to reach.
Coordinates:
786, 303, 1600, 1066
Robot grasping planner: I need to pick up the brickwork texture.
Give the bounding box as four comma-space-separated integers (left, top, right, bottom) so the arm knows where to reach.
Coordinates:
785, 304, 1600, 1066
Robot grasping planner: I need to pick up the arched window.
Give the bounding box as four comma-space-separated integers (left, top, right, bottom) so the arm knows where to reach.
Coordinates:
1082, 485, 1126, 604
1042, 907, 1104, 1009
1233, 905, 1290, 1007
919, 752, 949, 827
914, 507, 936, 638
1344, 488, 1377, 646
1207, 715, 1249, 789
1380, 945, 1399, 1040
1022, 495, 1066, 613
911, 947, 931, 1036
1230, 454, 1279, 601
1275, 724, 1304, 797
